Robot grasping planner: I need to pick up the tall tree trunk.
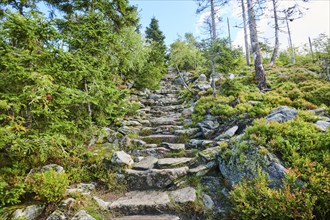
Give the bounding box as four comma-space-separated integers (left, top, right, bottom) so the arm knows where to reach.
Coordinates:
241, 0, 250, 66
247, 0, 267, 90
285, 11, 295, 64
211, 58, 216, 97
308, 37, 314, 62
210, 0, 217, 40
227, 17, 232, 48
269, 0, 279, 67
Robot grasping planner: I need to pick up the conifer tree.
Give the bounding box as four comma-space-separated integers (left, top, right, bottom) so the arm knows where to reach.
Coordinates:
145, 17, 166, 60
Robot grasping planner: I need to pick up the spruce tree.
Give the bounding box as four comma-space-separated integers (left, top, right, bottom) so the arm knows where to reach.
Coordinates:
145, 17, 167, 60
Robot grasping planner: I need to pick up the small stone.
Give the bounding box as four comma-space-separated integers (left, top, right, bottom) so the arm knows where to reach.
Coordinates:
315, 120, 330, 132
60, 198, 76, 207
133, 156, 158, 170
203, 194, 214, 210
12, 205, 44, 220
266, 106, 297, 123
46, 210, 66, 220
111, 151, 134, 166
71, 210, 95, 220
199, 146, 221, 161
40, 164, 64, 173
169, 187, 196, 203
160, 143, 185, 151
223, 125, 239, 137
93, 197, 110, 210
77, 183, 96, 193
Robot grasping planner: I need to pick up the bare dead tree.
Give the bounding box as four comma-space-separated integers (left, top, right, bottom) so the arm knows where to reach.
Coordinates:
240, 0, 251, 65
247, 0, 268, 90
269, 0, 279, 67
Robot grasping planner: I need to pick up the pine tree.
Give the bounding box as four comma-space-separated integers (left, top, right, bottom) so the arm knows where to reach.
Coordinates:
145, 17, 166, 59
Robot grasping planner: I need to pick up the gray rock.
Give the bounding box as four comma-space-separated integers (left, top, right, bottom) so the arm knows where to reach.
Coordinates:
142, 135, 180, 144
77, 183, 96, 192
169, 187, 196, 203
199, 146, 221, 161
12, 205, 44, 220
315, 120, 330, 131
187, 139, 213, 149
150, 116, 180, 126
203, 194, 215, 210
131, 139, 147, 148
113, 215, 180, 220
161, 143, 185, 151
195, 74, 207, 82
111, 151, 134, 166
195, 84, 211, 91
133, 147, 170, 158
229, 73, 235, 79
157, 157, 194, 168
109, 190, 170, 214
266, 106, 297, 123
41, 164, 64, 173
71, 210, 95, 220
46, 210, 67, 220
60, 198, 76, 207
126, 167, 189, 190
223, 125, 239, 137
133, 157, 158, 170
182, 107, 194, 116
218, 141, 286, 188
188, 161, 217, 176
174, 128, 199, 137
93, 197, 110, 210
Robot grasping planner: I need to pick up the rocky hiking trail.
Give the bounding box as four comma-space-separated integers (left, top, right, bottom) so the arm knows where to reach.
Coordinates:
11, 69, 328, 220
108, 70, 227, 220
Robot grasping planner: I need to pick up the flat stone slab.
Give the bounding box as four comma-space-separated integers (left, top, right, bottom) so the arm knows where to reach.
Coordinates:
113, 215, 180, 220
109, 191, 170, 214
157, 157, 194, 168
126, 167, 189, 190
109, 187, 196, 215
150, 116, 180, 126
142, 135, 180, 144
133, 157, 158, 170
161, 143, 185, 151
188, 164, 212, 176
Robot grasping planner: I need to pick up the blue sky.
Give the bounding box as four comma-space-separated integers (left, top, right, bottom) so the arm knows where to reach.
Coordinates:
130, 0, 201, 45
130, 0, 330, 50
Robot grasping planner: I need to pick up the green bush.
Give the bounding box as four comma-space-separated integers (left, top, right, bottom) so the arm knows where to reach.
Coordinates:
229, 170, 316, 219
27, 170, 69, 203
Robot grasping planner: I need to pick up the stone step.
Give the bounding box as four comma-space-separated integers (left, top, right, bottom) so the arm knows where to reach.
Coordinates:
113, 215, 180, 220
126, 167, 189, 190
141, 98, 180, 107
150, 116, 181, 126
142, 135, 181, 144
133, 147, 170, 158
155, 89, 180, 95
157, 157, 195, 169
150, 105, 184, 112
109, 187, 196, 215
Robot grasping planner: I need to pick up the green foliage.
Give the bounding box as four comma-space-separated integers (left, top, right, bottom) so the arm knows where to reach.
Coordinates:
26, 170, 69, 203
169, 34, 205, 72
201, 38, 243, 75
229, 170, 316, 219
0, 180, 26, 207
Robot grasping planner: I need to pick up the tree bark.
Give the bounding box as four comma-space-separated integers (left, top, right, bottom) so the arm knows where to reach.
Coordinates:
241, 0, 250, 66
269, 0, 279, 67
227, 17, 232, 48
210, 0, 217, 40
247, 0, 268, 90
